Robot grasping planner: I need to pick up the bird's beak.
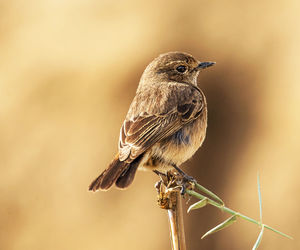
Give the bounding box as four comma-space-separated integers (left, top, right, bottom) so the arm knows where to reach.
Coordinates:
197, 62, 216, 70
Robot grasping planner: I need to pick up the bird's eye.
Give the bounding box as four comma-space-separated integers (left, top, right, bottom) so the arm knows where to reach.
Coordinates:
176, 65, 187, 73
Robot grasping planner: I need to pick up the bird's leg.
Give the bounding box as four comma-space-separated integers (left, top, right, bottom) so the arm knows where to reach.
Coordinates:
153, 169, 167, 178
171, 164, 195, 195
171, 164, 195, 183
171, 164, 224, 205
153, 170, 168, 192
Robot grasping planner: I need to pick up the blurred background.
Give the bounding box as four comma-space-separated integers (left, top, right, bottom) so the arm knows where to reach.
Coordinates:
0, 0, 299, 249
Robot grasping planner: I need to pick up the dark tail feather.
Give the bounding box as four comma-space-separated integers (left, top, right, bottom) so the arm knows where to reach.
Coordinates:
89, 156, 128, 192
115, 156, 142, 189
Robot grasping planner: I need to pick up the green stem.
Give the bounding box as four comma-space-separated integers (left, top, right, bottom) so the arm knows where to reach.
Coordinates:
194, 182, 224, 205
185, 190, 293, 240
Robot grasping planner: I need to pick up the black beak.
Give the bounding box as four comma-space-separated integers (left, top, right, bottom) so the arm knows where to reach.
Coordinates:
197, 61, 216, 69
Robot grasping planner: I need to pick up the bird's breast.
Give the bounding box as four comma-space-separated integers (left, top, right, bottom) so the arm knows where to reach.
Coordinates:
166, 113, 207, 165
141, 109, 207, 171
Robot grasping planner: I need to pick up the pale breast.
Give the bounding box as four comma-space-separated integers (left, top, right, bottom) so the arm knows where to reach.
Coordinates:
165, 110, 207, 165
140, 108, 207, 171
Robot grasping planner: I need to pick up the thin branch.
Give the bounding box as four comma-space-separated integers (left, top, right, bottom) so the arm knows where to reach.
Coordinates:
167, 190, 186, 250
185, 189, 292, 240
155, 171, 187, 250
155, 171, 292, 250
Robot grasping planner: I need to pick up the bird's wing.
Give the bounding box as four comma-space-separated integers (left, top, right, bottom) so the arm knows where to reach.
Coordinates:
118, 85, 205, 162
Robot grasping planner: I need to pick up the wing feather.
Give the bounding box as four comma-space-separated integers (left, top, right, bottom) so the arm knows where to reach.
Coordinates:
118, 84, 205, 162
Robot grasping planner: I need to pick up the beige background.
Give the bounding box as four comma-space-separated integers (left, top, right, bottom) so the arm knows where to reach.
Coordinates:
0, 0, 299, 249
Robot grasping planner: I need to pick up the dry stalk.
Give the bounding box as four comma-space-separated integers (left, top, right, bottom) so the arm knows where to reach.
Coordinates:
155, 171, 186, 250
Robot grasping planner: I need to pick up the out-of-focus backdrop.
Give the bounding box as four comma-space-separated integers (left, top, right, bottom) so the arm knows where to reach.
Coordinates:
1, 1, 299, 249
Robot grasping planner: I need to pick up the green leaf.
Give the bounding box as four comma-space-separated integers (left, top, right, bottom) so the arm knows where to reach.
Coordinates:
201, 215, 237, 239
194, 182, 224, 205
187, 198, 208, 213
253, 225, 264, 250
186, 180, 293, 241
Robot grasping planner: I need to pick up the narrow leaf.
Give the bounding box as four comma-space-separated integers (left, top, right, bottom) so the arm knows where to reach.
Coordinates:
187, 198, 208, 213
201, 215, 237, 239
253, 225, 264, 250
186, 180, 293, 240
195, 182, 224, 205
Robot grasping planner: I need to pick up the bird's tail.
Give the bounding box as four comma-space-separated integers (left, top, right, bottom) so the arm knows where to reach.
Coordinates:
88, 154, 143, 191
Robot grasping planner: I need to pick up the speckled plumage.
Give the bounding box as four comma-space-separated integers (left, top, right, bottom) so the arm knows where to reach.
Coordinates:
89, 52, 214, 191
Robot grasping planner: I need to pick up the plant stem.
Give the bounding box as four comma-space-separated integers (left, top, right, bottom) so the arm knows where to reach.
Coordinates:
186, 189, 292, 239
167, 190, 186, 250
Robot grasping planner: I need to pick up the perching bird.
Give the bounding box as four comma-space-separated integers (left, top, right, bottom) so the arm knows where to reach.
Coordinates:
89, 51, 215, 191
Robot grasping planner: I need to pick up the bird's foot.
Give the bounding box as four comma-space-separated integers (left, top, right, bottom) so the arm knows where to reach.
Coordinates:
171, 164, 195, 183
153, 169, 167, 177
171, 164, 195, 195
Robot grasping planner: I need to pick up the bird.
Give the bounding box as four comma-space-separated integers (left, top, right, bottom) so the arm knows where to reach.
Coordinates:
89, 51, 215, 192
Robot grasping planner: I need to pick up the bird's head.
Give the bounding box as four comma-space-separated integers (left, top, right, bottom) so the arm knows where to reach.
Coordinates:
141, 51, 215, 86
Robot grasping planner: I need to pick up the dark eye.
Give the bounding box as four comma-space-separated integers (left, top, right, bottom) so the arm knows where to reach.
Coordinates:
176, 65, 187, 73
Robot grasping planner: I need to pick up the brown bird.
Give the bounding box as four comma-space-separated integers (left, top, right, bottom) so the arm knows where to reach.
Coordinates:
89, 51, 215, 191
